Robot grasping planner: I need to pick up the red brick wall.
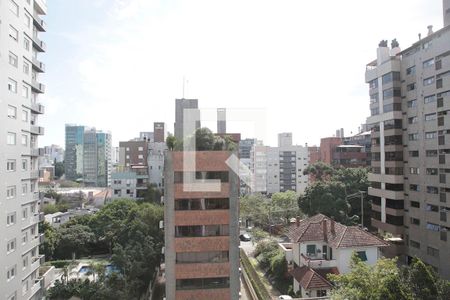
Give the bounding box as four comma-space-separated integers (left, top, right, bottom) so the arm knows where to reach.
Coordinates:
175, 262, 230, 279
172, 151, 232, 171
175, 236, 230, 252
176, 288, 231, 300
175, 210, 229, 226
320, 137, 342, 164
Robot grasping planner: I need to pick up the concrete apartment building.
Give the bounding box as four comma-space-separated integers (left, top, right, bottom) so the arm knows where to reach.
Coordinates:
1, 0, 47, 298
250, 133, 309, 194
217, 108, 226, 134
119, 140, 149, 167
164, 151, 240, 300
365, 0, 450, 278
64, 125, 85, 180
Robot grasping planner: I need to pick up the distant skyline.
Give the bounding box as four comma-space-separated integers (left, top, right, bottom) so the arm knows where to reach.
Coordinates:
40, 0, 443, 148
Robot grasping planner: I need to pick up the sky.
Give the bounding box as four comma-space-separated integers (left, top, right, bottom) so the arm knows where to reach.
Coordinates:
39, 0, 444, 148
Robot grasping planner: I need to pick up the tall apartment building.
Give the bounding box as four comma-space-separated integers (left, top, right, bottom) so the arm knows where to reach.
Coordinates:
65, 124, 85, 180
1, 0, 47, 298
164, 151, 240, 300
154, 122, 166, 143
83, 129, 112, 187
250, 134, 309, 194
119, 140, 149, 167
366, 0, 450, 279
217, 108, 226, 134
174, 98, 200, 141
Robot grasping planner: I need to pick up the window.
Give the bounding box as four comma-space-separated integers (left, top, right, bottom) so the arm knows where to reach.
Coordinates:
370, 107, 379, 116
383, 87, 401, 99
410, 167, 420, 175
427, 246, 439, 258
408, 116, 418, 124
410, 217, 420, 225
423, 41, 432, 49
407, 99, 417, 108
427, 222, 440, 231
7, 213, 16, 226
306, 244, 317, 256
409, 133, 419, 141
382, 72, 400, 85
7, 132, 16, 145
21, 159, 28, 171
317, 290, 327, 297
7, 239, 16, 254
9, 0, 19, 16
9, 25, 18, 41
24, 13, 31, 28
425, 132, 437, 139
423, 77, 435, 86
356, 251, 368, 261
176, 251, 229, 264
22, 208, 27, 219
427, 168, 438, 175
22, 255, 28, 268
410, 201, 420, 208
423, 58, 435, 68
410, 240, 420, 249
427, 186, 439, 194
7, 160, 16, 172
7, 186, 16, 199
176, 277, 230, 291
6, 265, 16, 281
9, 52, 18, 67
426, 150, 438, 157
138, 146, 144, 151
21, 183, 27, 195
370, 93, 379, 104
24, 37, 30, 50
138, 154, 144, 159
406, 65, 416, 75
426, 204, 439, 212
22, 110, 28, 122
8, 78, 17, 93
21, 134, 28, 146
8, 105, 17, 119
407, 83, 416, 91
23, 61, 30, 74
369, 79, 378, 89
424, 95, 436, 103
22, 85, 29, 98
425, 113, 437, 121
409, 150, 419, 157
22, 280, 29, 295
410, 184, 420, 191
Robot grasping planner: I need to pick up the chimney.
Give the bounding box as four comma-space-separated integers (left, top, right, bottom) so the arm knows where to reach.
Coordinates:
427, 25, 434, 36
330, 219, 335, 235
296, 216, 300, 227
322, 220, 328, 242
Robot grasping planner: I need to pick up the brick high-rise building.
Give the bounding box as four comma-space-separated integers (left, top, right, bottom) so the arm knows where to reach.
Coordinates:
365, 0, 450, 279
154, 122, 166, 143
164, 151, 240, 299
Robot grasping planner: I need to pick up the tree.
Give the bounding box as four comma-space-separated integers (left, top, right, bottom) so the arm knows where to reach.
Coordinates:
240, 194, 270, 228
54, 159, 65, 178
166, 135, 176, 151
39, 221, 58, 260
270, 191, 300, 225
298, 181, 357, 225
54, 224, 95, 259
139, 183, 162, 204
402, 258, 443, 300
329, 253, 411, 300
303, 161, 335, 181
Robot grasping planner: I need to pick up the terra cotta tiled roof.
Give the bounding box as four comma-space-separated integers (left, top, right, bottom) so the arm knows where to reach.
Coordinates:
286, 214, 388, 248
290, 266, 338, 289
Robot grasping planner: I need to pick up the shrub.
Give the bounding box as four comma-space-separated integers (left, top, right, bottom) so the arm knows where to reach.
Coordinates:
240, 248, 271, 300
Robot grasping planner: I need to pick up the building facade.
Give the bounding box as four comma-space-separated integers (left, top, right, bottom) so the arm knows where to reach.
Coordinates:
64, 125, 85, 180
1, 0, 47, 298
82, 129, 112, 187
164, 151, 240, 300
174, 98, 200, 141
154, 122, 166, 143
366, 0, 450, 278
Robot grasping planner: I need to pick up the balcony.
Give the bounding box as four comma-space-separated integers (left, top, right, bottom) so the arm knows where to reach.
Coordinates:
371, 218, 404, 235
300, 253, 337, 269
32, 33, 46, 52
29, 147, 44, 157
32, 57, 45, 72
32, 12, 46, 32
29, 279, 41, 297
34, 0, 48, 15
30, 125, 45, 135
31, 79, 45, 93
31, 102, 45, 114
31, 255, 43, 271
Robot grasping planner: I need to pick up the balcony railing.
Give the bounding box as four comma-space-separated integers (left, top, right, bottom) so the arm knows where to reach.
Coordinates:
34, 0, 47, 15
30, 126, 45, 135
32, 12, 46, 31
32, 57, 45, 72
300, 253, 337, 269
32, 34, 46, 52
31, 79, 45, 93
31, 102, 45, 114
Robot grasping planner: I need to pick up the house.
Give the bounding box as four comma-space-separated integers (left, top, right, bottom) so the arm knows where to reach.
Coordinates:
284, 214, 388, 298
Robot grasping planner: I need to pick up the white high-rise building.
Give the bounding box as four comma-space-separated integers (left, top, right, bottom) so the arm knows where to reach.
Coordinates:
1, 0, 47, 298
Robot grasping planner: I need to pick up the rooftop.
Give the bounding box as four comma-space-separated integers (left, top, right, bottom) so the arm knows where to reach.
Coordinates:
291, 266, 338, 290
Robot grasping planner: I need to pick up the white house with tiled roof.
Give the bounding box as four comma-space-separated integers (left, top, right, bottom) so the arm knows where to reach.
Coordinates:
284, 214, 388, 298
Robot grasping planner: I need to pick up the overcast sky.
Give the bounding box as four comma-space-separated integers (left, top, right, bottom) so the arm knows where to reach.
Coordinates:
39, 0, 444, 148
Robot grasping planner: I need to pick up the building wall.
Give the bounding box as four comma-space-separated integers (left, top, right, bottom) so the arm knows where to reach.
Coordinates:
65, 125, 84, 180
119, 140, 148, 166
334, 247, 379, 275
154, 122, 166, 143
174, 98, 199, 141
148, 141, 167, 190
1, 0, 47, 298
320, 137, 342, 165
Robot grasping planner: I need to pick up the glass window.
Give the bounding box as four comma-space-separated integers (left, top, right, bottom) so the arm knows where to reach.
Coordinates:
8, 105, 17, 119
22, 85, 29, 98
356, 251, 367, 261
9, 52, 18, 67
9, 25, 18, 41
409, 133, 419, 141
24, 37, 30, 50
7, 132, 16, 145
7, 238, 16, 254
406, 65, 416, 75
24, 13, 31, 28
407, 83, 416, 91
306, 244, 317, 256
383, 87, 401, 99
23, 61, 30, 74
407, 99, 417, 108
7, 160, 16, 171
6, 265, 17, 281
424, 95, 436, 103
21, 134, 28, 146
22, 110, 28, 122
9, 0, 19, 16
382, 72, 400, 85
425, 113, 437, 121
8, 78, 17, 93
425, 132, 437, 139
423, 58, 435, 68
408, 116, 418, 124
423, 77, 435, 86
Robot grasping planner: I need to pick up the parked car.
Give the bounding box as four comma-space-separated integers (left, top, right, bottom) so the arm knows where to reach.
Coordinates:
239, 233, 251, 241
278, 296, 293, 300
